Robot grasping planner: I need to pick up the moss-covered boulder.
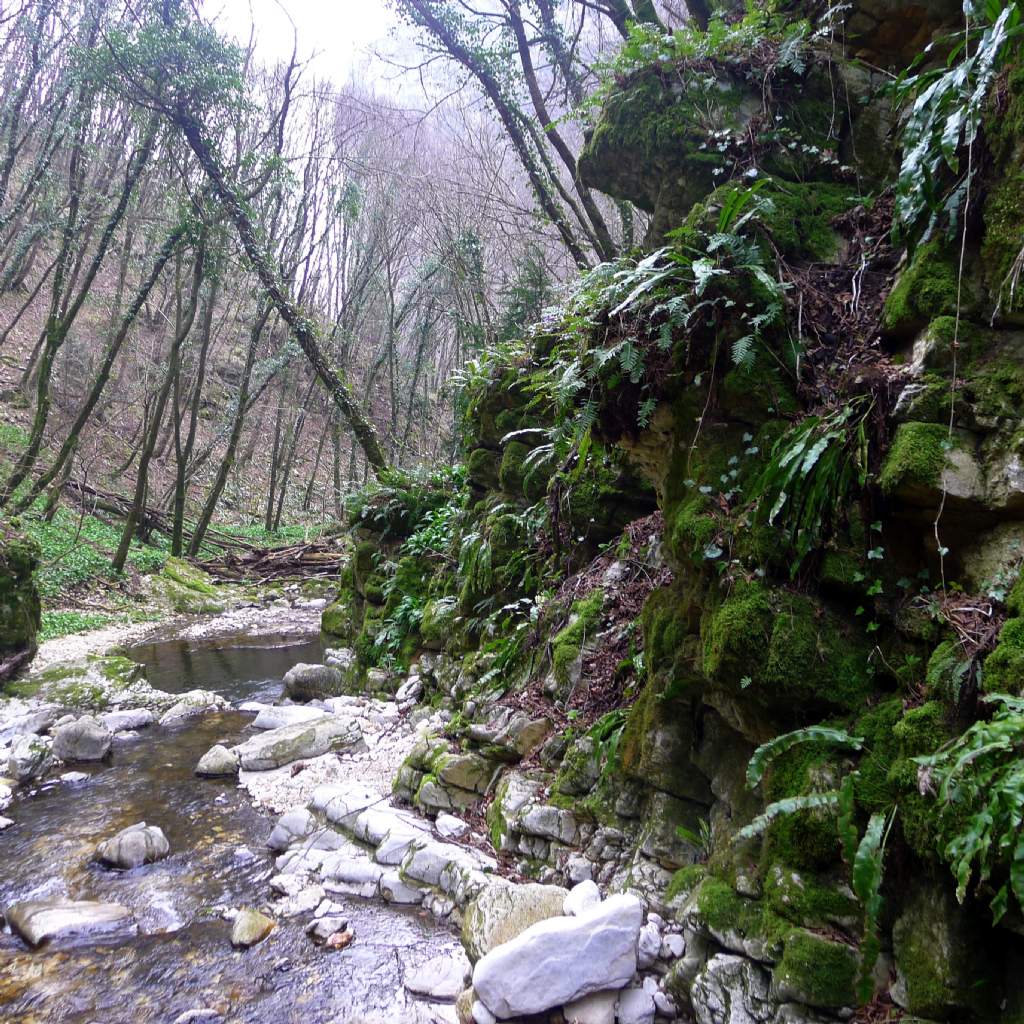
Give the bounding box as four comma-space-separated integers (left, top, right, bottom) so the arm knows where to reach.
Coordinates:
0, 529, 41, 680
150, 557, 225, 615
770, 929, 859, 1009
701, 581, 874, 715
891, 879, 996, 1019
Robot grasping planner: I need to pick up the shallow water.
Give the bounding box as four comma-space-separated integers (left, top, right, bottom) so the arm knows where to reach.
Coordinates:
0, 632, 460, 1024
124, 631, 325, 700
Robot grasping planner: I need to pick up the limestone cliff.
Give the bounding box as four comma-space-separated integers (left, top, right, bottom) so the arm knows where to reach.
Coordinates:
320, 2, 1024, 1020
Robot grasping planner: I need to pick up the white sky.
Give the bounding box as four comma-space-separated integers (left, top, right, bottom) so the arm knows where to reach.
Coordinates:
212, 0, 401, 87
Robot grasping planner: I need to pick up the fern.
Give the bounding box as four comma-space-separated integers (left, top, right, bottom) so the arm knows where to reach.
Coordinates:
746, 725, 865, 788
736, 792, 842, 841
853, 810, 894, 1002
750, 399, 872, 573
916, 693, 1024, 920
891, 0, 1024, 238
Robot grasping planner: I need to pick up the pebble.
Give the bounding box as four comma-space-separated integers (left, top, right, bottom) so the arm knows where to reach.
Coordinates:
60, 771, 89, 783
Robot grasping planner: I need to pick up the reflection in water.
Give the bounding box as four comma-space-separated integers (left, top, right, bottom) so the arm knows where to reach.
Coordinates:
124, 632, 325, 700
0, 636, 460, 1023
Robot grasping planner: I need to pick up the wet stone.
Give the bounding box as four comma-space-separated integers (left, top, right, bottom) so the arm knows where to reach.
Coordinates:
95, 821, 170, 869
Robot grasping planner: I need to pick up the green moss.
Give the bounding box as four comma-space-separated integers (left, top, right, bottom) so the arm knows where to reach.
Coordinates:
925, 639, 969, 704
161, 557, 218, 596
763, 745, 842, 871
666, 864, 706, 902
983, 616, 1024, 694
321, 598, 352, 640
703, 580, 773, 683
882, 241, 969, 337
666, 492, 718, 564
764, 866, 859, 929
694, 877, 792, 957
498, 440, 549, 500
703, 582, 872, 711
466, 447, 500, 490
772, 929, 858, 1008
552, 642, 581, 692
966, 358, 1024, 425
982, 170, 1024, 316
879, 422, 951, 495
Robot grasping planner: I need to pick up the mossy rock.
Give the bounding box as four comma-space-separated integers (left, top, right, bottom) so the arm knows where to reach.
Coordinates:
982, 616, 1024, 694
701, 580, 874, 713
763, 864, 859, 931
498, 440, 550, 501
420, 597, 459, 651
879, 422, 979, 504
321, 598, 354, 642
467, 447, 501, 490
152, 558, 225, 614
0, 529, 41, 669
691, 876, 791, 962
771, 929, 858, 1009
882, 241, 976, 339
892, 877, 997, 1019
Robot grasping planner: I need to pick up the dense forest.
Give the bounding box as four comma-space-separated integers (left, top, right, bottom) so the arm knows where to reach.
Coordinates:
3, 0, 1024, 1021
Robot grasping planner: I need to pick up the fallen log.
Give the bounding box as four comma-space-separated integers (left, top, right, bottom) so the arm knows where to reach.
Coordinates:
198, 539, 346, 582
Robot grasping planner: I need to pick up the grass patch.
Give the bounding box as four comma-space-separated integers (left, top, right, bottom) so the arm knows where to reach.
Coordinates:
39, 610, 115, 641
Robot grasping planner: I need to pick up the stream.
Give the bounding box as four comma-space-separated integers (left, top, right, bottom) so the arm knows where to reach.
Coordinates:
0, 630, 462, 1024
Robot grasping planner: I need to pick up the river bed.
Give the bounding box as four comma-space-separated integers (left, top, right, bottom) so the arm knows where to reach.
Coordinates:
0, 629, 462, 1024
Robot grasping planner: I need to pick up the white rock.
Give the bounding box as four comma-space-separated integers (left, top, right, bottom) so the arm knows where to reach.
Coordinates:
395, 675, 424, 704
564, 879, 601, 916
380, 870, 425, 905
617, 987, 656, 1024
472, 1001, 496, 1024
99, 709, 154, 733
95, 822, 170, 869
232, 716, 361, 770
252, 705, 329, 730
309, 781, 379, 828
60, 772, 88, 783
195, 744, 239, 777
404, 951, 471, 1001
0, 783, 13, 811
566, 855, 594, 884
320, 855, 384, 898
159, 690, 226, 726
564, 990, 617, 1024
6, 899, 137, 947
8, 734, 53, 782
660, 932, 685, 959
637, 921, 661, 969
0, 816, 13, 830
51, 717, 112, 762
435, 812, 469, 838
472, 893, 642, 1018
653, 991, 675, 1016
267, 808, 317, 852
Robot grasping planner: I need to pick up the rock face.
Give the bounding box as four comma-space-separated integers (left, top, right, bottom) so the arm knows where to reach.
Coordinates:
51, 717, 112, 762
95, 822, 170, 869
283, 663, 344, 702
6, 899, 136, 947
472, 893, 642, 1018
233, 716, 361, 770
230, 908, 274, 948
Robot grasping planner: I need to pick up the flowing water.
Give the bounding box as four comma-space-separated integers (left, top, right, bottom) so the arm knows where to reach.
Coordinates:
0, 631, 461, 1024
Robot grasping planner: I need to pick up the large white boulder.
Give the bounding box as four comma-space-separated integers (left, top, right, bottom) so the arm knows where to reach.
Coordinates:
252, 705, 328, 730
462, 879, 568, 962
232, 716, 361, 770
472, 893, 642, 1018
